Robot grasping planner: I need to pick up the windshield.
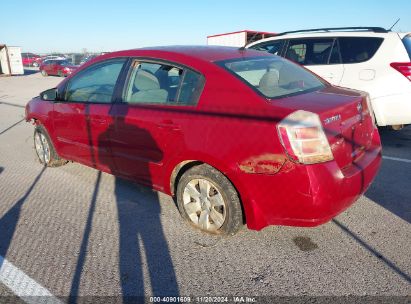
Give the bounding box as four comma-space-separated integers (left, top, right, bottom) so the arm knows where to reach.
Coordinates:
218, 56, 325, 99
402, 35, 411, 60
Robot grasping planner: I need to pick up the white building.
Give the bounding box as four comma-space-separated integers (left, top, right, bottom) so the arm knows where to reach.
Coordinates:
0, 45, 24, 76
207, 30, 277, 47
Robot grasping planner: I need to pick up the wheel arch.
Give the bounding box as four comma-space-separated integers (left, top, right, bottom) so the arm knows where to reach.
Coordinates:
169, 159, 247, 225
169, 160, 204, 197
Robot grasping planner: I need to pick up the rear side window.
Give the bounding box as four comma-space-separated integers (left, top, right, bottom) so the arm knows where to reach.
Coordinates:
219, 56, 325, 99
124, 60, 204, 106
402, 35, 411, 60
338, 37, 383, 63
285, 39, 335, 65
249, 40, 285, 55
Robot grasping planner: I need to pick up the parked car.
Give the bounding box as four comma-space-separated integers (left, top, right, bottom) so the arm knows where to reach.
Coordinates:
39, 60, 78, 77
247, 27, 411, 130
37, 55, 67, 66
21, 52, 41, 67
25, 46, 381, 235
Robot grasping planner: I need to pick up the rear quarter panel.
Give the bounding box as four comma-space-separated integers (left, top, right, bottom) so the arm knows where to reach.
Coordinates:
159, 64, 293, 202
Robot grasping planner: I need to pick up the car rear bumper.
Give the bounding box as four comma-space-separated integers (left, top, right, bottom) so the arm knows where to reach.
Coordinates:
372, 92, 411, 126
236, 131, 382, 231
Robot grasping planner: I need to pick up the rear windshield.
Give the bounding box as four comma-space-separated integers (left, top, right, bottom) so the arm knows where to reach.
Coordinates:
218, 56, 325, 99
338, 37, 383, 64
402, 35, 411, 60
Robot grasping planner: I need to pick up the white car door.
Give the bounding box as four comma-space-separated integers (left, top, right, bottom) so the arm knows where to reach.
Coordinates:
308, 64, 344, 85
336, 37, 384, 91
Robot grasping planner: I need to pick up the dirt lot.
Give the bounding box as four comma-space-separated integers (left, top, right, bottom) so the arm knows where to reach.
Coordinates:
0, 70, 410, 303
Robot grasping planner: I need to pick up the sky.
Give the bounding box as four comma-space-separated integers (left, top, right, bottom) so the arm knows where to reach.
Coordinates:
1, 0, 411, 54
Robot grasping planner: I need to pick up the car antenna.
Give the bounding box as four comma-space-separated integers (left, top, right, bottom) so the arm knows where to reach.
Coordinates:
239, 31, 262, 51
388, 18, 400, 31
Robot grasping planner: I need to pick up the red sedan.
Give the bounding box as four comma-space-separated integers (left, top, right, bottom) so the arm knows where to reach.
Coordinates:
39, 59, 78, 77
25, 46, 381, 234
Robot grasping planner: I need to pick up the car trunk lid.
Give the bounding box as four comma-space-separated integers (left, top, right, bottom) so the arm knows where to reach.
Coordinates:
272, 87, 375, 168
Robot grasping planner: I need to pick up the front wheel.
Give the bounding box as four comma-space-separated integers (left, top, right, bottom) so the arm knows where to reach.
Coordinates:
40, 70, 48, 77
34, 125, 66, 167
176, 164, 243, 235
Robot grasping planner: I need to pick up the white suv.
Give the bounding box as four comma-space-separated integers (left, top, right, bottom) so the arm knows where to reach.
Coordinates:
247, 27, 411, 129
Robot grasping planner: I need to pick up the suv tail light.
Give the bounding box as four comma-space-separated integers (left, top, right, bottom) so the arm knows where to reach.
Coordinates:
277, 110, 334, 164
390, 62, 411, 81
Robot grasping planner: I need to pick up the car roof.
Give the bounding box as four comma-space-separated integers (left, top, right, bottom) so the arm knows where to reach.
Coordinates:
100, 45, 268, 63
247, 30, 411, 46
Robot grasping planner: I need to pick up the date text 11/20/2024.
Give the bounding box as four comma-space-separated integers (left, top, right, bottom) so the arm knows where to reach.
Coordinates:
149, 296, 257, 303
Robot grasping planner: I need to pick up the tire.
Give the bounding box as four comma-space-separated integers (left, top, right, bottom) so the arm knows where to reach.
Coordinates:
58, 70, 63, 77
34, 125, 66, 167
32, 62, 39, 67
391, 124, 404, 131
41, 70, 48, 77
176, 164, 243, 235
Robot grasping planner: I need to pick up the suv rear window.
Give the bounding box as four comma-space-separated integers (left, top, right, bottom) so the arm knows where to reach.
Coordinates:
338, 37, 383, 64
219, 56, 325, 99
402, 35, 411, 60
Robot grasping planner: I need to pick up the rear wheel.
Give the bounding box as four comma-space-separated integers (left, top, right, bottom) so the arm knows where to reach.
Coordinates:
58, 70, 63, 77
32, 62, 39, 67
34, 125, 66, 167
40, 70, 48, 77
176, 164, 243, 235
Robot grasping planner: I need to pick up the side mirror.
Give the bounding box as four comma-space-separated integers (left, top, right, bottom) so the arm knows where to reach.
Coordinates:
40, 88, 58, 101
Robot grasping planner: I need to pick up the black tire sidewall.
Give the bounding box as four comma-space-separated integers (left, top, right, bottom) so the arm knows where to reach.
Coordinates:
33, 125, 63, 167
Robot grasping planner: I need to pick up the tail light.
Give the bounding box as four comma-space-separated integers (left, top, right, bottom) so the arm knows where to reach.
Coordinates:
277, 110, 334, 164
364, 94, 376, 128
390, 62, 411, 81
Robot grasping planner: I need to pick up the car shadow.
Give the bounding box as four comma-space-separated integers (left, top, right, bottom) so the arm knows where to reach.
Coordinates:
24, 68, 39, 76
0, 166, 46, 267
365, 126, 411, 224
105, 111, 179, 299
11, 68, 39, 77
69, 105, 179, 302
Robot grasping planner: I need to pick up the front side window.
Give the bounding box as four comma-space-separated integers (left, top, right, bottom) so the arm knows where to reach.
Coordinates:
219, 56, 325, 99
285, 39, 335, 65
338, 37, 383, 64
65, 58, 126, 103
123, 60, 204, 106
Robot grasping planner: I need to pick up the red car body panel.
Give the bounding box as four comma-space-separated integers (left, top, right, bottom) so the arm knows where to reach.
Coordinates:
22, 55, 40, 66
25, 46, 382, 231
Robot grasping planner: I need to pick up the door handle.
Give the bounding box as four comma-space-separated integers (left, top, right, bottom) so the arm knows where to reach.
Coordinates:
157, 120, 180, 130
94, 119, 107, 125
